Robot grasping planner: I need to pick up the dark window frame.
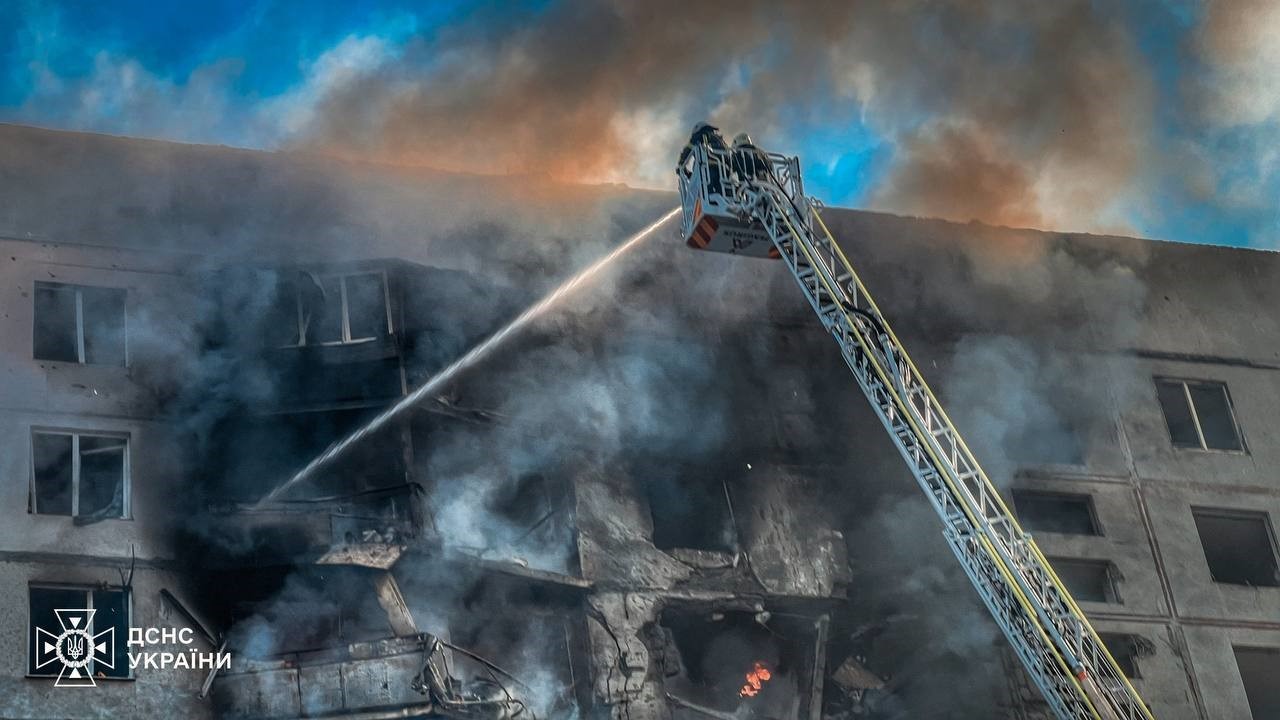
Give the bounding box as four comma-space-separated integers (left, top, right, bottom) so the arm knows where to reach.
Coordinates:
32, 281, 128, 366
1012, 489, 1103, 536
1191, 507, 1280, 587
645, 471, 739, 554
27, 583, 133, 680
1234, 645, 1280, 719
1050, 557, 1122, 604
279, 270, 393, 348
29, 428, 131, 519
1154, 377, 1246, 453
1098, 633, 1144, 679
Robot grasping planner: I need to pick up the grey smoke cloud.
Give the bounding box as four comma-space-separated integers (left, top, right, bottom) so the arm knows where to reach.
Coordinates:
3, 0, 1211, 708
283, 1, 1157, 236
12, 1, 1280, 246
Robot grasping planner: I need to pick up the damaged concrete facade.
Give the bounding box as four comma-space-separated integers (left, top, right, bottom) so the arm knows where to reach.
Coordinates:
0, 124, 1277, 719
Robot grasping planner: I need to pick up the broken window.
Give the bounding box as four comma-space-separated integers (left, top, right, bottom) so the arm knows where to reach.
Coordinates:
33, 282, 126, 365
220, 567, 393, 657
451, 610, 580, 712
1013, 490, 1101, 536
658, 608, 823, 719
272, 270, 391, 347
495, 473, 555, 529
28, 585, 130, 679
1098, 633, 1146, 679
1192, 509, 1279, 587
491, 472, 574, 560
645, 468, 736, 553
30, 430, 128, 519
1155, 378, 1244, 451
1234, 646, 1280, 719
343, 272, 390, 341
1051, 558, 1120, 603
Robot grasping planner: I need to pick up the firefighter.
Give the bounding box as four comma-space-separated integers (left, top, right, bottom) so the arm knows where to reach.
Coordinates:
678, 121, 728, 196
678, 121, 727, 165
731, 132, 771, 182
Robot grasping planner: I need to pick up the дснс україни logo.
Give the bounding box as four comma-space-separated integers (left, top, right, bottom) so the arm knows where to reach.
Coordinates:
33, 608, 116, 687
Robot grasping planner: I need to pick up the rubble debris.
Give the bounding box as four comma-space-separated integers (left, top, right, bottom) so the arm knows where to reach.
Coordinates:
316, 541, 406, 569
666, 692, 739, 720
831, 656, 885, 693
668, 547, 737, 570
444, 549, 592, 589
818, 651, 892, 719
412, 635, 533, 719
373, 572, 419, 637
159, 589, 228, 699
199, 638, 230, 700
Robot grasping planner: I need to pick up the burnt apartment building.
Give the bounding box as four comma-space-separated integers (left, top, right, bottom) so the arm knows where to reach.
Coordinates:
0, 123, 1277, 720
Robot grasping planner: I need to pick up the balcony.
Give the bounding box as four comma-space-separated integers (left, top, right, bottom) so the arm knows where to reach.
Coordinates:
213, 634, 526, 720
208, 484, 421, 568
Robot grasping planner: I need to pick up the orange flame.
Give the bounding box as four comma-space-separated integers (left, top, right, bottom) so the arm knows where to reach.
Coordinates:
739, 662, 773, 698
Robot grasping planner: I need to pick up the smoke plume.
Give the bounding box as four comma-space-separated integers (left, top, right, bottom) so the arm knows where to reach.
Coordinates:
12, 1, 1280, 244
279, 1, 1155, 235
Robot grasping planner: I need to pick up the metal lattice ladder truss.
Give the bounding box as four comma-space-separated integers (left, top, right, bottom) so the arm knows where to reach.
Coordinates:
678, 144, 1155, 720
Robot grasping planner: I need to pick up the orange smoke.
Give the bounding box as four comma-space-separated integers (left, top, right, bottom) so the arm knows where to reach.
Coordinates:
739, 662, 773, 698
288, 0, 1154, 230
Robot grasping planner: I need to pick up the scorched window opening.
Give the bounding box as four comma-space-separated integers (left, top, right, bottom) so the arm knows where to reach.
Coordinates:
27, 584, 131, 680
660, 607, 819, 719
1192, 508, 1280, 587
1098, 633, 1145, 679
1233, 645, 1280, 719
275, 270, 393, 347
1049, 557, 1122, 604
1012, 490, 1102, 536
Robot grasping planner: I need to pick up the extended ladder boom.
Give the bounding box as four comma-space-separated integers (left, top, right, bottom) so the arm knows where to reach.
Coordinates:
676, 140, 1154, 720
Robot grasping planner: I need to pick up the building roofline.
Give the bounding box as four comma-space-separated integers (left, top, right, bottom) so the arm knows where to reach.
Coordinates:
2, 121, 1275, 257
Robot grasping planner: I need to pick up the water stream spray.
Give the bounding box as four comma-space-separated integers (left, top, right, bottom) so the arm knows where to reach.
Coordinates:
258, 206, 680, 505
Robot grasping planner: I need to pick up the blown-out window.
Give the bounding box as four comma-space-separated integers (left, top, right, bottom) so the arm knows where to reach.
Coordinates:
31, 430, 128, 520
1013, 491, 1101, 536
1099, 633, 1146, 679
271, 271, 392, 347
1234, 646, 1280, 719
28, 585, 131, 679
645, 469, 736, 553
1193, 509, 1279, 587
1155, 378, 1244, 451
33, 283, 126, 365
1051, 558, 1121, 603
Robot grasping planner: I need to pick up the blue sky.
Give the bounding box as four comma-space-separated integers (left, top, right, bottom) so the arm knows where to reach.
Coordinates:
2, 1, 1277, 248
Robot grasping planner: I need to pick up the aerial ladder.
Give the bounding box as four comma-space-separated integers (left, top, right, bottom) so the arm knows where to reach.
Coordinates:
675, 133, 1155, 720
